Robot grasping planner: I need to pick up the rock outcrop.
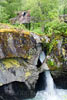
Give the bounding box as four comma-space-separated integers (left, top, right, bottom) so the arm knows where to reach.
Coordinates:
0, 23, 67, 99
42, 33, 67, 88
42, 34, 67, 70
0, 28, 41, 64
0, 23, 42, 99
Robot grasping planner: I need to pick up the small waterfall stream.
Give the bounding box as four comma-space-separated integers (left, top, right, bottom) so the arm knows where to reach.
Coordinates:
27, 70, 67, 100
45, 71, 56, 94
26, 51, 67, 100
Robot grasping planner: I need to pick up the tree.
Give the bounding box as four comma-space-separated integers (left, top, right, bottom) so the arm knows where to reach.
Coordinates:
0, 0, 22, 19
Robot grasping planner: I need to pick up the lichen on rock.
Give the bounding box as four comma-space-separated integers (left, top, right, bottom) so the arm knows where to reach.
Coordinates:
0, 23, 43, 99
0, 23, 67, 99
0, 24, 42, 65
41, 33, 67, 86
0, 58, 39, 87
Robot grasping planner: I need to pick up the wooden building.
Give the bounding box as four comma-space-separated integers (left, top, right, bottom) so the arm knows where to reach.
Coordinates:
9, 10, 31, 29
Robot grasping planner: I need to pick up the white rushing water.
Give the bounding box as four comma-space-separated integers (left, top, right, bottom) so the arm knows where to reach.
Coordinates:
26, 51, 67, 100
27, 71, 67, 100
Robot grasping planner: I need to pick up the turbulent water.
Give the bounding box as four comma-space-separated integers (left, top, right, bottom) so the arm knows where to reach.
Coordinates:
27, 71, 67, 100
26, 51, 67, 100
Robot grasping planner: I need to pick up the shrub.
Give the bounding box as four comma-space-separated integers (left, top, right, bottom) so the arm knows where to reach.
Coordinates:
0, 6, 9, 23
47, 59, 55, 67
45, 19, 67, 36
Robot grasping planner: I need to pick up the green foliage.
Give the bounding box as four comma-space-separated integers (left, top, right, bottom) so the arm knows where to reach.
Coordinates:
0, 6, 9, 23
31, 27, 43, 34
0, 0, 67, 36
47, 59, 55, 67
49, 39, 58, 53
48, 9, 59, 20
13, 24, 26, 30
0, 0, 22, 19
0, 0, 59, 23
0, 23, 26, 31
45, 19, 67, 36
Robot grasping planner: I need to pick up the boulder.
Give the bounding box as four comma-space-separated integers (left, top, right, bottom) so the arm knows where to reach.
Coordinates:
0, 58, 39, 99
0, 82, 36, 100
0, 24, 42, 99
0, 58, 39, 87
0, 24, 42, 65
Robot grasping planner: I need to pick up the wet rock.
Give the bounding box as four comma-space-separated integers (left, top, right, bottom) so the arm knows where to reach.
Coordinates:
0, 58, 40, 99
0, 82, 36, 100
0, 23, 67, 99
35, 72, 46, 92
41, 34, 67, 84
51, 68, 67, 89
42, 35, 67, 71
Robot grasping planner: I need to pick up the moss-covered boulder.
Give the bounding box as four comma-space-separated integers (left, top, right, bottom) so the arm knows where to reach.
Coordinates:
0, 23, 42, 99
0, 24, 42, 65
0, 58, 39, 99
0, 58, 39, 86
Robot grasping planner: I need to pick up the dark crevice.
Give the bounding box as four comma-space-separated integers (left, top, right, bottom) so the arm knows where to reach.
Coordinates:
35, 72, 46, 92
41, 43, 49, 56
36, 51, 46, 68
53, 74, 67, 89
0, 81, 36, 100
36, 58, 42, 68
36, 44, 48, 68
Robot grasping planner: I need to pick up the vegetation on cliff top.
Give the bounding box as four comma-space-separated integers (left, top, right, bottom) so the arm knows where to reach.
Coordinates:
0, 0, 67, 36
0, 0, 67, 59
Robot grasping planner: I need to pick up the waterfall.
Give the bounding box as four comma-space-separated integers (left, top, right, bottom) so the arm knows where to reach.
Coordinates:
27, 70, 67, 100
44, 71, 61, 100
45, 71, 55, 94
27, 51, 67, 100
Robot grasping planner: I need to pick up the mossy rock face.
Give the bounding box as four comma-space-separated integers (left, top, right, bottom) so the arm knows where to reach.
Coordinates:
0, 32, 35, 59
42, 34, 67, 71
0, 24, 42, 96
0, 58, 39, 87
0, 24, 42, 65
0, 58, 39, 99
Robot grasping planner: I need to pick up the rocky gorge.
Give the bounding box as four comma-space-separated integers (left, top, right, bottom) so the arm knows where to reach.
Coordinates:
0, 23, 67, 100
